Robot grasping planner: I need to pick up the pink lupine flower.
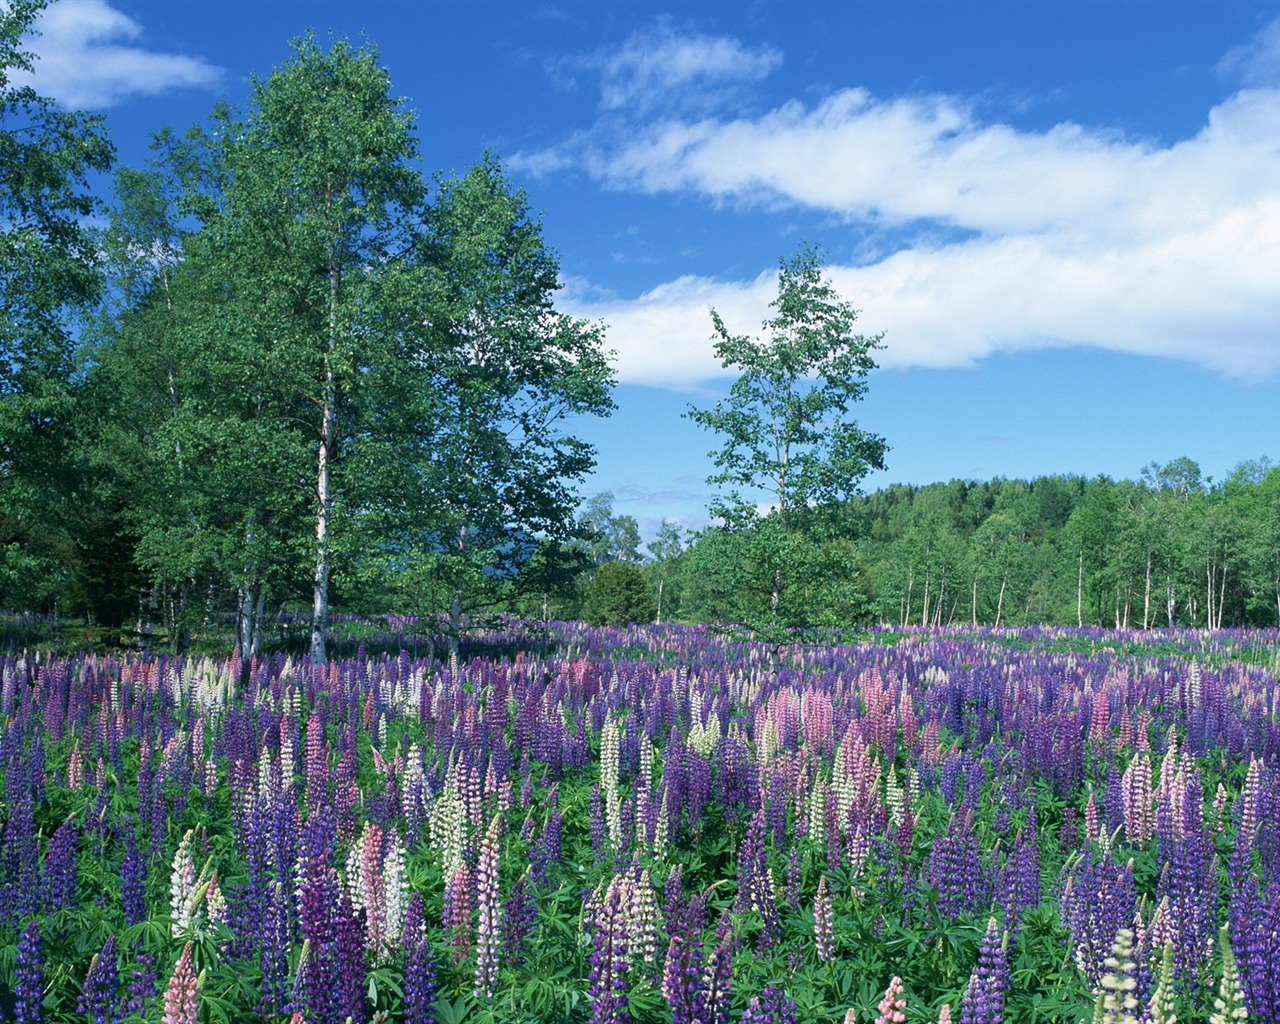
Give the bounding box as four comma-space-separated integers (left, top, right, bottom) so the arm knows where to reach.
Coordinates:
161, 943, 202, 1024
874, 975, 907, 1024
814, 876, 835, 963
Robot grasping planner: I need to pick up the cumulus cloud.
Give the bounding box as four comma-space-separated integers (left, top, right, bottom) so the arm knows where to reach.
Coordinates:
539, 20, 1280, 387
10, 0, 222, 109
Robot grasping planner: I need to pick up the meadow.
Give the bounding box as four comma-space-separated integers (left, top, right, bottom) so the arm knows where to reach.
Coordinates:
0, 622, 1277, 1023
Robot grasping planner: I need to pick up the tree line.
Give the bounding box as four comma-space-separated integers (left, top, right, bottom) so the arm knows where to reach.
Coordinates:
622, 456, 1280, 632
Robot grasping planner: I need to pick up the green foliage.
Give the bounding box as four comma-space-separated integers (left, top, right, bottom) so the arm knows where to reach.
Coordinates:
685, 244, 886, 634
582, 560, 656, 625
688, 242, 888, 527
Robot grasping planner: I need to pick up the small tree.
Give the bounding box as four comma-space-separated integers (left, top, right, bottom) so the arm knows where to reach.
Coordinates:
582, 561, 656, 626
686, 243, 887, 628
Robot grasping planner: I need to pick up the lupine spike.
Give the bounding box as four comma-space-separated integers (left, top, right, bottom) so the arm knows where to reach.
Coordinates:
1210, 924, 1248, 1024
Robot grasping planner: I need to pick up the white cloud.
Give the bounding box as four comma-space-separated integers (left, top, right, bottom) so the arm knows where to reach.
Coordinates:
560, 20, 781, 117
10, 0, 222, 109
1219, 16, 1280, 86
541, 21, 1280, 387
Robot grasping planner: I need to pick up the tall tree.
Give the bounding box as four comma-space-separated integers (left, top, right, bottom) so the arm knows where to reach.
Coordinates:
400, 156, 615, 653
0, 0, 115, 614
155, 35, 427, 663
687, 243, 887, 625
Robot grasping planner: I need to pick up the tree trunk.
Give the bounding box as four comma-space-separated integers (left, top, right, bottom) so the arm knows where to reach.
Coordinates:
995, 575, 1007, 628
1143, 556, 1151, 630
971, 575, 978, 626
1205, 556, 1214, 632
1217, 560, 1227, 630
1077, 548, 1084, 628
656, 577, 665, 625
310, 247, 341, 666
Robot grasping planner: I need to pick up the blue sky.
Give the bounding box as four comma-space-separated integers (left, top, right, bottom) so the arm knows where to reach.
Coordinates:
15, 1, 1280, 540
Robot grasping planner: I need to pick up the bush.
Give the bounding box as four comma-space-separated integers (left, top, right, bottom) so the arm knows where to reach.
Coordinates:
582, 561, 656, 625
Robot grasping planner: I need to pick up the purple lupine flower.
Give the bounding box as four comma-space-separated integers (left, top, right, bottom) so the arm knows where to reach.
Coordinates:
587, 876, 631, 1024
531, 805, 562, 888
703, 910, 734, 1024
734, 808, 768, 916
741, 983, 797, 1024
15, 919, 44, 1024
997, 828, 1039, 944
1161, 833, 1216, 991
661, 925, 706, 1024
297, 808, 339, 1024
335, 889, 368, 1024
42, 815, 78, 912
404, 891, 426, 951
121, 834, 147, 928
785, 843, 802, 911
404, 937, 438, 1024
662, 863, 686, 933
505, 871, 537, 967
124, 950, 157, 1019
590, 786, 608, 866
78, 935, 119, 1024
928, 810, 984, 924
256, 881, 292, 1018
959, 918, 1009, 1024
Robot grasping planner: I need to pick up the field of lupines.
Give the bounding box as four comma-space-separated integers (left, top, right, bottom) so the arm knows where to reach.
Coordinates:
1, 622, 1278, 1023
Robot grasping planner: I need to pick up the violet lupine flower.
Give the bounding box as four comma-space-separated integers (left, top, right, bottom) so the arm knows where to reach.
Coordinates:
1229, 876, 1280, 1020
959, 918, 1008, 1024
997, 828, 1040, 944
404, 937, 438, 1024
928, 810, 984, 924
662, 863, 686, 933
785, 843, 802, 911
404, 890, 426, 950
335, 889, 368, 1024
741, 983, 797, 1024
702, 910, 734, 1024
78, 935, 120, 1024
662, 925, 707, 1024
256, 881, 292, 1018
587, 876, 631, 1024
814, 875, 835, 962
589, 786, 608, 866
161, 942, 201, 1024
42, 815, 78, 912
121, 833, 147, 928
875, 976, 908, 1024
297, 809, 339, 1024
505, 871, 537, 967
15, 919, 44, 1024
124, 951, 157, 1019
